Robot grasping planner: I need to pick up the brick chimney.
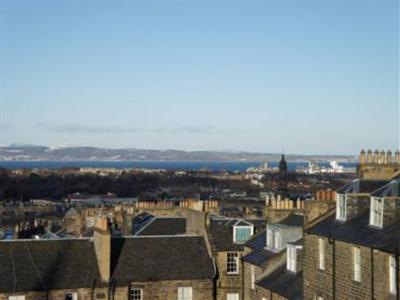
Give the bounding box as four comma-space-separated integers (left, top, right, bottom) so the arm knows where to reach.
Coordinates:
93, 217, 111, 282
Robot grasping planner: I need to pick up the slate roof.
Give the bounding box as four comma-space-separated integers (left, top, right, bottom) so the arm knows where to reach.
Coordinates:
245, 230, 266, 250
277, 214, 304, 227
336, 179, 388, 194
243, 230, 282, 267
135, 217, 186, 236
209, 217, 266, 251
371, 179, 400, 197
110, 236, 215, 285
242, 246, 280, 267
288, 237, 304, 246
256, 265, 303, 300
0, 239, 102, 293
306, 213, 400, 253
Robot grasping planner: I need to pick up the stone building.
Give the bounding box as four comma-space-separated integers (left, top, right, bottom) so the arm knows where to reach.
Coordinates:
357, 149, 400, 180
206, 216, 266, 300
303, 178, 400, 300
241, 214, 303, 300
0, 218, 215, 300
255, 238, 303, 300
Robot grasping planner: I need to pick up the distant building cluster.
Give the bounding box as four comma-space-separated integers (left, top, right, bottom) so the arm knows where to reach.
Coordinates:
0, 149, 399, 299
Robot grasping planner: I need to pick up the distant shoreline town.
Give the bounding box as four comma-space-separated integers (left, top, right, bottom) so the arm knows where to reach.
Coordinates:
0, 145, 357, 162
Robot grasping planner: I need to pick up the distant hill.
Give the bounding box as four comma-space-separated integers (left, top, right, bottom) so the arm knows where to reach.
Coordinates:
0, 145, 357, 162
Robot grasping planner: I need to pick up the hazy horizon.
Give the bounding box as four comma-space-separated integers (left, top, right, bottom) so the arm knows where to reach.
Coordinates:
1, 1, 399, 155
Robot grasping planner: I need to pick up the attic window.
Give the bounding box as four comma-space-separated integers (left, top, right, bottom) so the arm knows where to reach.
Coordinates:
370, 197, 384, 228
336, 193, 347, 221
233, 224, 254, 243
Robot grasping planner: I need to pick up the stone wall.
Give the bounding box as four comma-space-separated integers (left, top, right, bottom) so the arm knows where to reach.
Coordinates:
242, 248, 287, 300
243, 262, 263, 300
113, 279, 213, 300
0, 280, 213, 300
303, 233, 400, 300
254, 286, 289, 300
357, 164, 400, 180
0, 288, 108, 300
304, 200, 335, 229
215, 251, 244, 300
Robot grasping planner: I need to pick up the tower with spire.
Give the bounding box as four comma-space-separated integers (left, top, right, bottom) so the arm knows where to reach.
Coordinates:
278, 154, 288, 193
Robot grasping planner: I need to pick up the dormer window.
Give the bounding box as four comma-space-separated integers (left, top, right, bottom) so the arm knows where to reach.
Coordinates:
274, 231, 281, 249
336, 193, 347, 221
266, 225, 282, 251
369, 197, 384, 228
233, 221, 254, 243
266, 227, 274, 248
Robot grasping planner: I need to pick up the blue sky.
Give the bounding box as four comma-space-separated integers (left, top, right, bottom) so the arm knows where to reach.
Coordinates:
0, 0, 398, 154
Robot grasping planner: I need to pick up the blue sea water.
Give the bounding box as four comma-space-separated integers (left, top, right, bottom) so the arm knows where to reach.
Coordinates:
0, 160, 357, 172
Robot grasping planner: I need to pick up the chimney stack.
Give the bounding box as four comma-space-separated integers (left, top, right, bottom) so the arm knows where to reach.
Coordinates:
380, 150, 386, 164
367, 149, 373, 163
359, 150, 366, 164
93, 217, 111, 282
395, 151, 400, 164
387, 150, 392, 164
374, 150, 380, 164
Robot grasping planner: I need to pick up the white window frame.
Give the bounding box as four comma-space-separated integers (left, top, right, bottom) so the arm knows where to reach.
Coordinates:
370, 197, 384, 228
8, 297, 25, 300
266, 226, 274, 248
287, 244, 300, 273
227, 293, 239, 300
233, 225, 254, 243
64, 293, 78, 300
318, 238, 325, 271
336, 193, 347, 221
227, 252, 239, 274
389, 256, 397, 295
129, 288, 143, 300
353, 247, 361, 282
177, 287, 192, 300
274, 230, 281, 249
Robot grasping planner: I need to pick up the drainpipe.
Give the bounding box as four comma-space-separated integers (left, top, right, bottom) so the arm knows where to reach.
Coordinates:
329, 236, 336, 300
91, 280, 96, 300
370, 248, 374, 300
396, 246, 399, 300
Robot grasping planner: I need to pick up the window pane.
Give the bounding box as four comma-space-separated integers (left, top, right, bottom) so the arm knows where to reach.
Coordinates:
235, 227, 251, 243
178, 287, 192, 300
129, 288, 142, 300
227, 293, 239, 300
390, 256, 397, 294
227, 252, 239, 274
319, 238, 325, 270
353, 247, 361, 282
